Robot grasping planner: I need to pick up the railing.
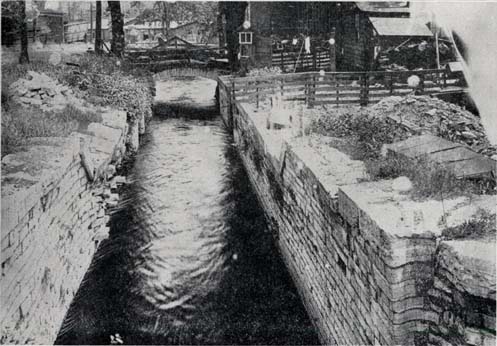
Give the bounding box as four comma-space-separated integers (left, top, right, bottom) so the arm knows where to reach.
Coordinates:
228, 69, 466, 109
124, 46, 226, 66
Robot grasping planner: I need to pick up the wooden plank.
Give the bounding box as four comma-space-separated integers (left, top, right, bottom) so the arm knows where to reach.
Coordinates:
313, 92, 361, 99
385, 135, 462, 157
429, 147, 481, 164
444, 157, 496, 178
314, 99, 362, 106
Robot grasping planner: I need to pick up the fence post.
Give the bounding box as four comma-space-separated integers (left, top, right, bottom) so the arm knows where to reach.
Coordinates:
336, 79, 339, 108
419, 73, 425, 93
281, 52, 284, 71
308, 75, 316, 109
360, 74, 369, 106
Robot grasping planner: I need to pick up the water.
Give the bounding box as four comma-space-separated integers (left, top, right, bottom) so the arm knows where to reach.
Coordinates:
56, 106, 319, 345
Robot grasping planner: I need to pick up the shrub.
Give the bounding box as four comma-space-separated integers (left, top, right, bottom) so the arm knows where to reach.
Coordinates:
309, 107, 410, 160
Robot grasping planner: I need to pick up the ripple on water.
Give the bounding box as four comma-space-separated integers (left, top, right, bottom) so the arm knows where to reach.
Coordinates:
56, 116, 319, 345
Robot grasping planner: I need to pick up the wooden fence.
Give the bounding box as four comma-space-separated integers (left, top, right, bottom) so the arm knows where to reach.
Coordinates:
227, 69, 466, 108
271, 48, 332, 72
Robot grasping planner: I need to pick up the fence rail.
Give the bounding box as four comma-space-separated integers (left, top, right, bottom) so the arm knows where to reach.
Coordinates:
226, 69, 466, 108
271, 49, 332, 72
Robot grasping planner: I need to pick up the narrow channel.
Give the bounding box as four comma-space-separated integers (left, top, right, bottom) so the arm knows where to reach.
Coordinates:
55, 77, 319, 345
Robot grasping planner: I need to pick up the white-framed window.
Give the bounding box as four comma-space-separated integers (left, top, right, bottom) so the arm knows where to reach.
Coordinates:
239, 32, 253, 44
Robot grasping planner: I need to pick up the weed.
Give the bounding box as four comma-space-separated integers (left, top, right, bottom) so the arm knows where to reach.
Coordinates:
1, 104, 101, 157
310, 107, 410, 160
441, 208, 496, 240
311, 107, 495, 199
365, 154, 495, 199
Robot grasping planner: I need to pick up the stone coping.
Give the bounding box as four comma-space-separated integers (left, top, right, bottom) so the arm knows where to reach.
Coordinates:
237, 100, 496, 299
1, 109, 127, 236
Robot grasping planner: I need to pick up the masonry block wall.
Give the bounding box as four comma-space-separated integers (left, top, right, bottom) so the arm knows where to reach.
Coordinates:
223, 86, 495, 346
1, 111, 130, 344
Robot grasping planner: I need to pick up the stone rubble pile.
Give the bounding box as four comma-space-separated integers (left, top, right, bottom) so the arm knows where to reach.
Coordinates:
372, 95, 497, 158
9, 71, 75, 111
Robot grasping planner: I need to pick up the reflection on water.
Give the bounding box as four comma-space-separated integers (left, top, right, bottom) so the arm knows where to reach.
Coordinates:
56, 112, 319, 345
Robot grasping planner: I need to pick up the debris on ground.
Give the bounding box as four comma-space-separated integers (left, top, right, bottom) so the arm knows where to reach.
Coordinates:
309, 106, 412, 160
371, 95, 497, 158
247, 66, 282, 77
8, 71, 77, 111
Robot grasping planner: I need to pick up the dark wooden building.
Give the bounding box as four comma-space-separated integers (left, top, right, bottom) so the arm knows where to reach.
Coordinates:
335, 2, 433, 71
221, 2, 339, 72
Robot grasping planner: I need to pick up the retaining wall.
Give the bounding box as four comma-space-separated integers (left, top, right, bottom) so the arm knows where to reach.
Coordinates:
0, 108, 138, 344
218, 79, 496, 346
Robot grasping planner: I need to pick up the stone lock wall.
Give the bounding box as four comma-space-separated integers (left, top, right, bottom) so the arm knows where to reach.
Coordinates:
0, 110, 132, 344
223, 82, 496, 346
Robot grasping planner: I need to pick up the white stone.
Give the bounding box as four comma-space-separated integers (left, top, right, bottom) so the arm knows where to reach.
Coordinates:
391, 176, 413, 192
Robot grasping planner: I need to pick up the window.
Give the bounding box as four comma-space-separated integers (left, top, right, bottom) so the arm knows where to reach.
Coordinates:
239, 32, 253, 44
240, 44, 250, 57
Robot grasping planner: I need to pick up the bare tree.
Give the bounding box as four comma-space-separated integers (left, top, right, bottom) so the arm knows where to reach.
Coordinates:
19, 0, 29, 64
95, 1, 102, 53
108, 1, 125, 56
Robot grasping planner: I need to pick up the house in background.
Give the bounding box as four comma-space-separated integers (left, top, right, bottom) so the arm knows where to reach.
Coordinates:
335, 2, 433, 71
65, 18, 112, 44
124, 20, 217, 45
87, 18, 112, 42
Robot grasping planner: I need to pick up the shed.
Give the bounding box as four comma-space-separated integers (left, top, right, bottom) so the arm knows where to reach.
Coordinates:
335, 2, 434, 71
369, 17, 433, 37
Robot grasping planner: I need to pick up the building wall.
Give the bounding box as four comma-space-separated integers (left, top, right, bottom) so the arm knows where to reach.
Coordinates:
336, 11, 373, 71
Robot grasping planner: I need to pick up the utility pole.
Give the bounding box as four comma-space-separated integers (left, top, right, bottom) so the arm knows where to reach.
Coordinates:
95, 1, 102, 53
90, 2, 93, 42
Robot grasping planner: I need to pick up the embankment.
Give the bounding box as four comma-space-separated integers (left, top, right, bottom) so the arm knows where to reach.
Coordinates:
218, 78, 496, 346
1, 104, 150, 344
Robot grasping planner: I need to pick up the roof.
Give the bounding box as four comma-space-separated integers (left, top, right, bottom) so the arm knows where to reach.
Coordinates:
369, 17, 433, 37
356, 2, 410, 13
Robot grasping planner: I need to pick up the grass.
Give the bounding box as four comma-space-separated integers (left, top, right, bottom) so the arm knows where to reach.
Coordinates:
309, 107, 411, 160
310, 107, 495, 199
441, 208, 496, 240
1, 104, 102, 157
1, 53, 153, 157
365, 154, 495, 200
